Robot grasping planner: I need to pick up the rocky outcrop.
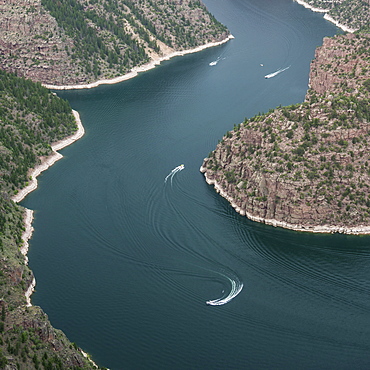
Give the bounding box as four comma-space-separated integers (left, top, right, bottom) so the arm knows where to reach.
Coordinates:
0, 0, 229, 86
201, 33, 370, 234
3, 306, 95, 369
309, 33, 370, 97
0, 0, 79, 85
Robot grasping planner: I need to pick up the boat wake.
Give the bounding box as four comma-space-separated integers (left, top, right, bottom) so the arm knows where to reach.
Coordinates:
164, 164, 185, 185
264, 65, 290, 79
209, 56, 225, 66
206, 272, 243, 306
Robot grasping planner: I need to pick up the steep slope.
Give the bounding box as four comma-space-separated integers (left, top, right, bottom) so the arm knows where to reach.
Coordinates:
201, 32, 370, 234
296, 0, 370, 31
0, 71, 99, 369
0, 0, 229, 86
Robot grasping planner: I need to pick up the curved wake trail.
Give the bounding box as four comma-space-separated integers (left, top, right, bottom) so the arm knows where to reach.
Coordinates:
164, 164, 184, 185
206, 272, 243, 306
162, 164, 243, 306
264, 65, 290, 79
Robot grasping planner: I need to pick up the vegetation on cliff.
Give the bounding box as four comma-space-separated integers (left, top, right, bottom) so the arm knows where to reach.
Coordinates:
0, 72, 100, 369
202, 32, 370, 232
298, 0, 370, 31
0, 70, 77, 195
0, 0, 229, 86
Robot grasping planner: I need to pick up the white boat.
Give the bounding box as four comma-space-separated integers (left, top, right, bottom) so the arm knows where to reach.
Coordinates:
265, 65, 290, 79
209, 58, 219, 66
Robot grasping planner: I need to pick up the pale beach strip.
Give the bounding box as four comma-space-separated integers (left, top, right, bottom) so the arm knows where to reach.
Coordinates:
12, 110, 84, 305
43, 35, 234, 90
294, 0, 328, 13
200, 165, 370, 235
20, 208, 34, 264
19, 208, 35, 305
12, 110, 84, 204
323, 13, 357, 33
294, 0, 357, 33
25, 277, 36, 307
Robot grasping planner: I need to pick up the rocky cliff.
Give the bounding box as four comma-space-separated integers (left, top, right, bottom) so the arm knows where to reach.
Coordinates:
201, 32, 370, 234
0, 0, 80, 85
309, 32, 370, 96
0, 0, 229, 86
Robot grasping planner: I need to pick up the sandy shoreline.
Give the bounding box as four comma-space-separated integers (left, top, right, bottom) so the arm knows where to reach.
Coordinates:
12, 110, 85, 305
12, 110, 85, 204
200, 165, 370, 235
293, 0, 357, 33
323, 14, 357, 33
20, 208, 34, 265
42, 35, 234, 90
25, 277, 36, 307
20, 209, 36, 306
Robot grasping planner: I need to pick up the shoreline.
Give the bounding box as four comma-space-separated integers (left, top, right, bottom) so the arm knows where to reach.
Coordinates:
20, 209, 35, 306
25, 277, 36, 307
12, 110, 85, 305
8, 35, 232, 364
20, 208, 34, 265
13, 36, 231, 305
293, 0, 357, 33
42, 35, 234, 90
12, 110, 85, 203
200, 165, 370, 235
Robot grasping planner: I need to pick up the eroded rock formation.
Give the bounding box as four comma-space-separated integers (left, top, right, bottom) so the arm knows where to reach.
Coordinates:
201, 33, 370, 234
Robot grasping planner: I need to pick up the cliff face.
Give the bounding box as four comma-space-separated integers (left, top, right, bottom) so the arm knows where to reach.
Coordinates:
201, 33, 370, 234
0, 0, 229, 86
0, 0, 80, 85
296, 0, 370, 31
2, 305, 95, 369
309, 33, 370, 97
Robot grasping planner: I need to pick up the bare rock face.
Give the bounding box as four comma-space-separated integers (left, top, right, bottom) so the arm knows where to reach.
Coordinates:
0, 0, 80, 85
4, 306, 94, 368
22, 310, 56, 343
309, 33, 370, 97
202, 33, 370, 234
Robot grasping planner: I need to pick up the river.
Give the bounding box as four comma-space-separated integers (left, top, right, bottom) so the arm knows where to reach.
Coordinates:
21, 0, 370, 369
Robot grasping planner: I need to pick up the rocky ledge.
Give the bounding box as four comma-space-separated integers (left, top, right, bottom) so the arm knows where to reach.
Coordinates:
201, 32, 370, 234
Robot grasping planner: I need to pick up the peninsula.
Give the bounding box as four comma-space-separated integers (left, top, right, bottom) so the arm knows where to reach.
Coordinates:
201, 31, 370, 234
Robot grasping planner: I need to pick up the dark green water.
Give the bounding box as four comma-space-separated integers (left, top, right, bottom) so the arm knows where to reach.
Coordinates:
22, 0, 370, 369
